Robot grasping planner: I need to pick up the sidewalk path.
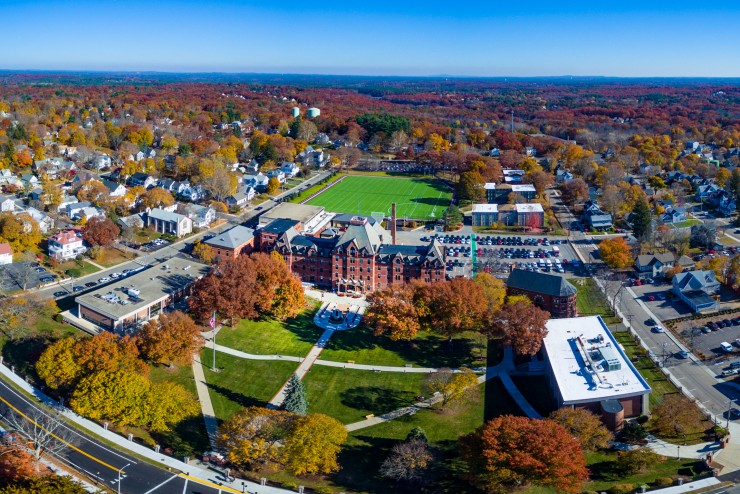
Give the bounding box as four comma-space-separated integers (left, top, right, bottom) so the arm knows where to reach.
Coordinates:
497, 346, 543, 419
192, 354, 219, 449
0, 362, 294, 494
268, 327, 335, 408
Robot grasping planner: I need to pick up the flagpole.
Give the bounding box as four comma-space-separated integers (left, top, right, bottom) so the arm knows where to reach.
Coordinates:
211, 311, 217, 371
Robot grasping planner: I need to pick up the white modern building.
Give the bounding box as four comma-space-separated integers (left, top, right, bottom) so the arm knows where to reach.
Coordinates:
542, 316, 651, 430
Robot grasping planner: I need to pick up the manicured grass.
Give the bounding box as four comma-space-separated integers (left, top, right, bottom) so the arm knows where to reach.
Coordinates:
574, 277, 621, 326
307, 175, 451, 219
93, 247, 137, 268
524, 451, 708, 494
216, 306, 323, 357
287, 174, 343, 203
320, 326, 487, 368
302, 366, 426, 424
201, 348, 297, 421
0, 318, 77, 380
62, 260, 100, 278
670, 219, 701, 229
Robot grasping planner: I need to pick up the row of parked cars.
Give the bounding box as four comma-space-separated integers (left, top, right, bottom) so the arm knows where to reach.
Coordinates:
53, 268, 141, 298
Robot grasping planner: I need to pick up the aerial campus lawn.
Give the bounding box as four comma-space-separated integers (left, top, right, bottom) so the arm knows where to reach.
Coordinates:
306, 175, 452, 220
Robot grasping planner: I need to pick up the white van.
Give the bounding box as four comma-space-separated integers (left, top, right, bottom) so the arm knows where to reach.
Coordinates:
721, 341, 734, 353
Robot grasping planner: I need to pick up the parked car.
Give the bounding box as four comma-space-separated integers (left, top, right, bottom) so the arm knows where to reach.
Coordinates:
721, 369, 738, 377
72, 285, 84, 292
700, 326, 711, 334
35, 267, 46, 273
653, 325, 665, 333
53, 291, 67, 297
85, 281, 98, 287
98, 277, 110, 283
676, 350, 689, 359
39, 276, 54, 282
647, 295, 656, 301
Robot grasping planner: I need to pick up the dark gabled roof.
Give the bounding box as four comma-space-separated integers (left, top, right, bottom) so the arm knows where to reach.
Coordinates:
205, 225, 254, 250
261, 218, 300, 235
334, 223, 382, 255
506, 268, 577, 297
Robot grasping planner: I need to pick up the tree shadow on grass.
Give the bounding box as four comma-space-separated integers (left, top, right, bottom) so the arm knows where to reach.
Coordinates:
281, 312, 324, 345
151, 415, 210, 457
326, 328, 484, 368
206, 382, 267, 410
2, 336, 48, 380
341, 386, 417, 415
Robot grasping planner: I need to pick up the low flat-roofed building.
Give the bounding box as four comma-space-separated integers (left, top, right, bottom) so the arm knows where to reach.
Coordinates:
258, 203, 324, 229
542, 316, 651, 430
74, 257, 209, 332
204, 225, 255, 260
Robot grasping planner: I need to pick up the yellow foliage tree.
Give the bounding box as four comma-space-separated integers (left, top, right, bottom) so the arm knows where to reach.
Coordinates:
145, 381, 200, 433
283, 413, 348, 475
598, 237, 633, 268
216, 407, 294, 467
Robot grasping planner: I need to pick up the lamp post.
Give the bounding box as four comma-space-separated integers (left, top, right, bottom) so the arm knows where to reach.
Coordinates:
727, 399, 737, 429
117, 463, 130, 494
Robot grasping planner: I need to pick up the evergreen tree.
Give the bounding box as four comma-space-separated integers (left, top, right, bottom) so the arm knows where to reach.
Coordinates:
283, 374, 308, 416
443, 205, 464, 231
406, 427, 428, 443
631, 198, 652, 241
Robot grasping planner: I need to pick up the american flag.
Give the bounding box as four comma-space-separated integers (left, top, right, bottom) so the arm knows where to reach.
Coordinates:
209, 311, 216, 329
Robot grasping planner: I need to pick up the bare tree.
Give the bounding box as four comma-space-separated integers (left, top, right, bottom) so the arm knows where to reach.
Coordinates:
2, 408, 71, 472
380, 439, 433, 482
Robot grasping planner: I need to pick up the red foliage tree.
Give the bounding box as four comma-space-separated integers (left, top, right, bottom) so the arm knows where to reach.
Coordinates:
82, 217, 120, 247
461, 415, 588, 494
484, 300, 549, 355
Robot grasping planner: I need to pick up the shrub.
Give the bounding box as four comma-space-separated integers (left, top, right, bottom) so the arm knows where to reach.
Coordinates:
607, 484, 636, 494
636, 415, 649, 424
653, 477, 674, 487
282, 482, 298, 491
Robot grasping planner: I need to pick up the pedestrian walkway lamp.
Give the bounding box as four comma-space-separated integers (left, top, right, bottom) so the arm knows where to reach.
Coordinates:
117, 463, 130, 494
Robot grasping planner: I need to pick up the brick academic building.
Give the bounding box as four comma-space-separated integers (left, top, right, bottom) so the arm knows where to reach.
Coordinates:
257, 216, 446, 294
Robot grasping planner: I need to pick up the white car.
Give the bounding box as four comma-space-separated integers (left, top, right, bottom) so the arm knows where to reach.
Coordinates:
653, 325, 665, 333
98, 277, 110, 283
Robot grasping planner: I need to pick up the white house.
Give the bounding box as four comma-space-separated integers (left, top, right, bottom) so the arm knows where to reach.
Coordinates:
21, 174, 39, 189
19, 207, 54, 234
0, 243, 12, 265
181, 204, 216, 228
91, 153, 112, 170
244, 173, 269, 191
265, 169, 286, 184
102, 179, 127, 198
48, 230, 86, 260
280, 162, 300, 178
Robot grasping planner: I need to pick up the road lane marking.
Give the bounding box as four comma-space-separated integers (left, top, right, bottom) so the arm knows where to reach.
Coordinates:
181, 477, 188, 494
179, 473, 242, 493
0, 379, 137, 464
144, 474, 180, 494
0, 394, 123, 474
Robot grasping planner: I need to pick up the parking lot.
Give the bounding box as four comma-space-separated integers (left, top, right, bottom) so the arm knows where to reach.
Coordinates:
0, 261, 57, 292
629, 281, 694, 321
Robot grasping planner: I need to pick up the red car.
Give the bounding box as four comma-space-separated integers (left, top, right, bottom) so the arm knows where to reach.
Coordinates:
634, 280, 642, 286
647, 295, 655, 301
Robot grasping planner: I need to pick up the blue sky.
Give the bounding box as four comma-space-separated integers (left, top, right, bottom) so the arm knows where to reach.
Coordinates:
0, 0, 738, 76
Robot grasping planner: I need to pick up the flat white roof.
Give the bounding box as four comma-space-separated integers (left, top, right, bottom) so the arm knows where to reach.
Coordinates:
543, 316, 650, 405
503, 169, 525, 175
515, 203, 544, 213
484, 183, 497, 190
472, 203, 498, 213
511, 184, 536, 192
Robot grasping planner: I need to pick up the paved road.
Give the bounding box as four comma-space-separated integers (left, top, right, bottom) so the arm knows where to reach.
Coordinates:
0, 377, 245, 494
550, 189, 740, 426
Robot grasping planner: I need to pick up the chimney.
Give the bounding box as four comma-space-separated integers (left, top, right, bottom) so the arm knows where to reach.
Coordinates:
391, 202, 397, 245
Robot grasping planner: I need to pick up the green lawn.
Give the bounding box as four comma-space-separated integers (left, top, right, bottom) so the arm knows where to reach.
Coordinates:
321, 327, 487, 368
574, 277, 621, 326
201, 348, 297, 421
62, 260, 100, 278
307, 175, 452, 219
302, 365, 427, 424
216, 306, 323, 357
670, 219, 701, 229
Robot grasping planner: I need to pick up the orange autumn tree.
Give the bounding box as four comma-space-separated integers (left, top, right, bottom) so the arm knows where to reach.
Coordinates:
598, 236, 633, 268
461, 415, 588, 494
137, 310, 205, 366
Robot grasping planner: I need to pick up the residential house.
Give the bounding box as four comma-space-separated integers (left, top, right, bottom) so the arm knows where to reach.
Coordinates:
471, 204, 498, 227
672, 270, 720, 312
583, 200, 613, 231
204, 225, 255, 260
0, 169, 17, 186
28, 187, 44, 202
48, 230, 86, 260
525, 146, 537, 157
638, 163, 653, 175
65, 201, 92, 219
21, 174, 39, 189
225, 187, 255, 209
129, 173, 157, 189
265, 169, 286, 184
243, 173, 269, 192
179, 184, 205, 202
0, 243, 12, 265
490, 148, 500, 157
695, 183, 721, 202
1, 197, 17, 212
506, 269, 578, 318
180, 204, 216, 228
660, 206, 687, 225
91, 153, 112, 170
102, 179, 127, 198
157, 178, 178, 192
118, 213, 145, 230
555, 168, 574, 183
21, 207, 54, 234
35, 157, 76, 179
57, 195, 79, 213
146, 208, 193, 237
718, 193, 736, 217
677, 255, 696, 271
280, 162, 300, 178
635, 253, 675, 278
244, 159, 260, 173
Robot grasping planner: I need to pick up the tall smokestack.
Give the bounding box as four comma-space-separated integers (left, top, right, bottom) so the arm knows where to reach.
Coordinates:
391, 202, 397, 245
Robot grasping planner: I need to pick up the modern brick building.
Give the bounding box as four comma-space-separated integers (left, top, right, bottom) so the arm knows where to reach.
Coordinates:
506, 268, 578, 318
259, 216, 446, 293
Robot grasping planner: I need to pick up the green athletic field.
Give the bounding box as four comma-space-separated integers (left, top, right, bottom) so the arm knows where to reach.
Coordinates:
306, 176, 452, 220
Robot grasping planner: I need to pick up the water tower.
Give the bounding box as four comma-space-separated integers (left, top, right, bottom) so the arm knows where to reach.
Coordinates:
307, 107, 320, 118
291, 107, 300, 118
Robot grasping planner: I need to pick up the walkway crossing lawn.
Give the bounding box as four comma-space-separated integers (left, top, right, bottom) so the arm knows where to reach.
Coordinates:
216, 307, 323, 357
306, 175, 451, 220
320, 327, 487, 368
302, 366, 426, 424
201, 349, 298, 421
